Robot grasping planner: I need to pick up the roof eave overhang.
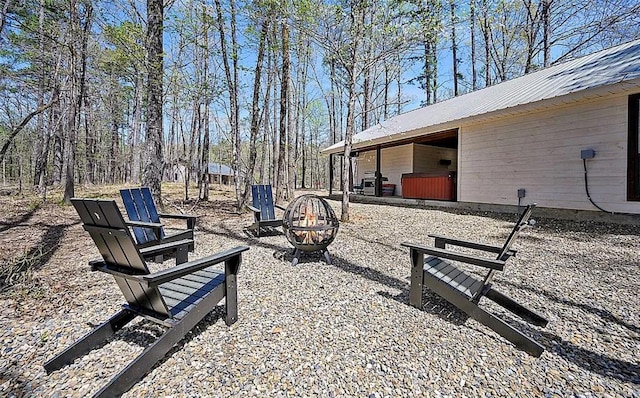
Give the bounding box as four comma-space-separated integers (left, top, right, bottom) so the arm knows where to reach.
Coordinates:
321, 77, 640, 156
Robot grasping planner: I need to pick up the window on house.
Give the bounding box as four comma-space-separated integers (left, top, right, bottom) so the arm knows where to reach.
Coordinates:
628, 93, 640, 201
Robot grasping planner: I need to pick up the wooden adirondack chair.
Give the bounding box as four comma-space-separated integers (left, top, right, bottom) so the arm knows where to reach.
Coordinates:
401, 204, 548, 356
44, 198, 249, 397
120, 187, 196, 252
246, 185, 285, 237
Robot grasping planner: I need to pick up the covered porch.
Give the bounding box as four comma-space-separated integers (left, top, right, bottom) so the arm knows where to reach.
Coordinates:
327, 129, 459, 201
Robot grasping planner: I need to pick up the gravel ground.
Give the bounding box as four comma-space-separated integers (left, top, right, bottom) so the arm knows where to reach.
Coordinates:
1, 189, 639, 397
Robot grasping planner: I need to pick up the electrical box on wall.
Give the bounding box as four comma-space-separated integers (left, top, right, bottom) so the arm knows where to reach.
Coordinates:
581, 149, 596, 159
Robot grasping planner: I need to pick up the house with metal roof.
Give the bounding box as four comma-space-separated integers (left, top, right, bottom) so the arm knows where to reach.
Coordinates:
165, 162, 237, 185
322, 39, 640, 214
208, 163, 236, 185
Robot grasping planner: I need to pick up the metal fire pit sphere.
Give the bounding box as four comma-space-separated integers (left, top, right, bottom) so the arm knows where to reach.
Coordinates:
282, 194, 339, 265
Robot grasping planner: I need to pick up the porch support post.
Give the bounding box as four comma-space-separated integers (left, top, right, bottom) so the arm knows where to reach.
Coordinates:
339, 156, 344, 192
375, 145, 382, 197
329, 153, 333, 195
348, 154, 354, 192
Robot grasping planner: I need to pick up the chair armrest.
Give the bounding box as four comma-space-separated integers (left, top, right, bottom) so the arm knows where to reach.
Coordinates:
139, 239, 193, 257
274, 204, 286, 211
428, 234, 516, 258
158, 213, 197, 229
401, 242, 505, 271
246, 204, 260, 213
89, 260, 147, 283
126, 220, 163, 240
126, 220, 163, 229
158, 212, 197, 220
142, 246, 250, 287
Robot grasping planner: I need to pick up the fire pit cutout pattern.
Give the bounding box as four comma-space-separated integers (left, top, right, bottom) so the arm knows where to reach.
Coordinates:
282, 194, 339, 266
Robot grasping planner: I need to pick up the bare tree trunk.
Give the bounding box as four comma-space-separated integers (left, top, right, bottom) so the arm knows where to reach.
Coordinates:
271, 63, 279, 187
200, 4, 210, 201
470, 0, 477, 90
195, 105, 202, 193
450, 0, 459, 96
362, 7, 372, 131
52, 98, 64, 185
201, 103, 210, 200
286, 30, 297, 199
64, 0, 92, 203
328, 58, 337, 190
523, 0, 541, 74
167, 76, 178, 181
131, 71, 143, 183
37, 87, 57, 189
108, 78, 119, 183
33, 0, 46, 187
481, 0, 491, 86
259, 48, 273, 185
424, 40, 432, 104
341, 4, 365, 223
543, 0, 551, 67
383, 62, 389, 119
214, 0, 241, 209
298, 42, 309, 188
243, 16, 269, 201
276, 17, 290, 204
431, 40, 438, 103
185, 103, 198, 200
83, 95, 94, 184
396, 54, 401, 115
143, 0, 164, 207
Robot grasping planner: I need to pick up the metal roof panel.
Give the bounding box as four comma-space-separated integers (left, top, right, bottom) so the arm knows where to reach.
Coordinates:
323, 39, 640, 154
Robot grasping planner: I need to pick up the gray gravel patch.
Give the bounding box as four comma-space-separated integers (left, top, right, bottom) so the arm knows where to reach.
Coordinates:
2, 197, 639, 397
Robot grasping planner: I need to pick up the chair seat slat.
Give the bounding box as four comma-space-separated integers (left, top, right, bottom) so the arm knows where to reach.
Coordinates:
425, 257, 482, 298
159, 275, 225, 305
170, 272, 224, 291
158, 267, 224, 286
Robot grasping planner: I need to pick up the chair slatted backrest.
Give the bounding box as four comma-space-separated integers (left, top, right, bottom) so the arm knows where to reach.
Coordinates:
140, 187, 162, 226
72, 198, 170, 317
476, 204, 535, 297
120, 187, 165, 245
252, 185, 276, 221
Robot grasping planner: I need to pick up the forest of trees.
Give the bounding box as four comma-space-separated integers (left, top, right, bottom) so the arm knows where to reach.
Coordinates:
1, 0, 638, 217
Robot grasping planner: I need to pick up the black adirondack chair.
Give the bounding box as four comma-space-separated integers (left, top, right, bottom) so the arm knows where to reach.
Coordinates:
401, 204, 548, 356
246, 184, 285, 237
44, 198, 249, 397
120, 187, 196, 252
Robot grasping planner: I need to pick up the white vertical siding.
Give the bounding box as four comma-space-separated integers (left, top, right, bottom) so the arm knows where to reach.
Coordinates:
459, 93, 638, 212
381, 144, 413, 195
